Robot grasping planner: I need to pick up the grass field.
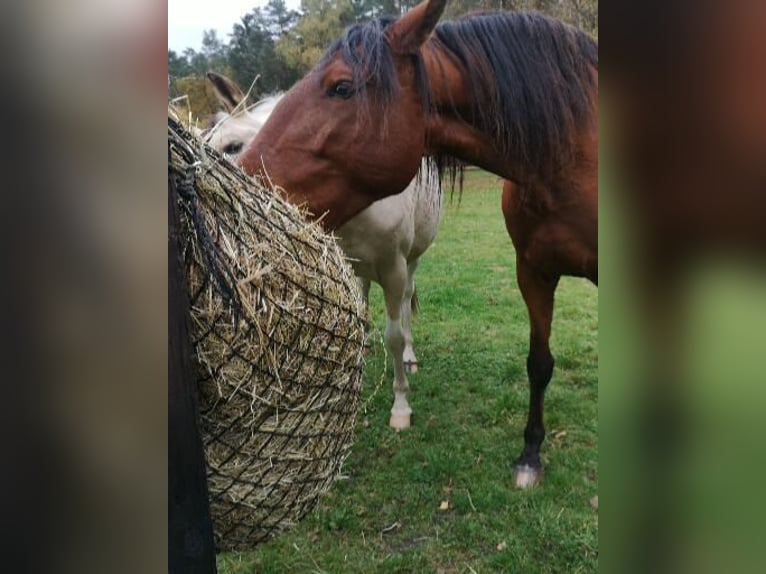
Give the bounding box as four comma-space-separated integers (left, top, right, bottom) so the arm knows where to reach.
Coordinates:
219, 170, 598, 573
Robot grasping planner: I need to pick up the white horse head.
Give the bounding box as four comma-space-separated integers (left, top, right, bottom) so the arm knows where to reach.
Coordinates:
201, 71, 283, 158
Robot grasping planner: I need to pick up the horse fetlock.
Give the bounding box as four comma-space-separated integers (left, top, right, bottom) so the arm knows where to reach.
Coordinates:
404, 361, 419, 373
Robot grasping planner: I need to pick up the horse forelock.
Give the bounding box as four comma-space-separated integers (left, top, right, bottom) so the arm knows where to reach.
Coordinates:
318, 16, 432, 126
431, 11, 598, 175
319, 18, 397, 109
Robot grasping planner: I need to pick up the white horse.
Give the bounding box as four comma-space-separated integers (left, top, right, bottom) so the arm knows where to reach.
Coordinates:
203, 72, 443, 430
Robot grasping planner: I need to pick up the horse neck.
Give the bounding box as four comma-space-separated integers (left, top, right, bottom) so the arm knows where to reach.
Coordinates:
250, 94, 283, 124
420, 42, 598, 190
420, 43, 521, 182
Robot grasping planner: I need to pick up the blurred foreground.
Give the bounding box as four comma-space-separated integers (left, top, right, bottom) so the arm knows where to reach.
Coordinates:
602, 1, 766, 572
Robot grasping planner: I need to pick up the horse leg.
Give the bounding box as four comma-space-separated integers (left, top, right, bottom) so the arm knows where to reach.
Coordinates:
380, 261, 412, 430
357, 277, 372, 349
402, 260, 419, 373
358, 276, 371, 309
513, 259, 559, 488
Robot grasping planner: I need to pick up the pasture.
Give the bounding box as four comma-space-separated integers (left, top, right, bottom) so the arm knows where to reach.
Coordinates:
218, 170, 598, 573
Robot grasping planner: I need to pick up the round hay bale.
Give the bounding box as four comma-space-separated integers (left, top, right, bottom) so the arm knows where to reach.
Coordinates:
168, 114, 366, 550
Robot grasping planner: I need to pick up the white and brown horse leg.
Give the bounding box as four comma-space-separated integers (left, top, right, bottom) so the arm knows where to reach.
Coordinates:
401, 260, 419, 373
380, 261, 412, 430
513, 258, 559, 488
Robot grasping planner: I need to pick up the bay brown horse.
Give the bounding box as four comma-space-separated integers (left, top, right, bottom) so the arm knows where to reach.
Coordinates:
240, 0, 598, 487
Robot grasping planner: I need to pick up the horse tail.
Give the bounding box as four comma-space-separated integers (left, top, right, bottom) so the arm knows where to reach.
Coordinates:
410, 287, 420, 317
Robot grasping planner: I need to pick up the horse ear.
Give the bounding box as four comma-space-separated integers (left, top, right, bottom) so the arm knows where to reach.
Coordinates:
386, 0, 447, 54
206, 71, 246, 113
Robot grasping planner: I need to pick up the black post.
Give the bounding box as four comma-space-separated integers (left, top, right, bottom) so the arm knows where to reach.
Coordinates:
168, 168, 217, 574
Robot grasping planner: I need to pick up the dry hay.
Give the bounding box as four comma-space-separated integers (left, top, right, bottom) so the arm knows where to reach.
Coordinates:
168, 111, 367, 550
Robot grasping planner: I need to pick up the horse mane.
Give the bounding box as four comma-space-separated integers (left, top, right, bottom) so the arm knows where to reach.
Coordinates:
319, 11, 597, 177
203, 92, 285, 132
432, 11, 598, 174
251, 93, 285, 109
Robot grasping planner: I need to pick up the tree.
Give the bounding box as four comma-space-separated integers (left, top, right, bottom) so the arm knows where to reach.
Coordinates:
168, 50, 192, 79
181, 47, 210, 77
443, 0, 598, 34
259, 0, 302, 37
275, 0, 357, 74
200, 30, 228, 72
351, 0, 415, 18
227, 2, 301, 93
168, 31, 228, 81
563, 0, 598, 35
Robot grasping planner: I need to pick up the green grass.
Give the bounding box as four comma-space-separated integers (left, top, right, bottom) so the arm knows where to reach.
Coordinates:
219, 170, 598, 573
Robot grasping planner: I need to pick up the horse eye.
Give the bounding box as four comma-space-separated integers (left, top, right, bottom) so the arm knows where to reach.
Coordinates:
329, 81, 354, 99
223, 142, 243, 155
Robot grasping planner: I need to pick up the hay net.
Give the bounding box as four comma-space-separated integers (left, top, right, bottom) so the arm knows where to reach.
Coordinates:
168, 113, 367, 550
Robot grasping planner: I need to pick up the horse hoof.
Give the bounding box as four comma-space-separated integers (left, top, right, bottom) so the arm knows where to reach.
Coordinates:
513, 464, 542, 489
404, 361, 419, 373
389, 411, 411, 430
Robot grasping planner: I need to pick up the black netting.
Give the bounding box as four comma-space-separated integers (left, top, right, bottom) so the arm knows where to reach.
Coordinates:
169, 115, 366, 550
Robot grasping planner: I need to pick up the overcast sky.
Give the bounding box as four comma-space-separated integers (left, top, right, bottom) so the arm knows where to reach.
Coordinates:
168, 0, 301, 53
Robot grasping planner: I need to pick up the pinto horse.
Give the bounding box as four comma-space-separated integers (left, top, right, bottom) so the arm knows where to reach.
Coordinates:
202, 71, 444, 431
240, 0, 598, 487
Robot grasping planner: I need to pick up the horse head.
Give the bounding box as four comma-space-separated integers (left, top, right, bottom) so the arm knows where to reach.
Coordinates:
201, 71, 284, 159
241, 0, 448, 230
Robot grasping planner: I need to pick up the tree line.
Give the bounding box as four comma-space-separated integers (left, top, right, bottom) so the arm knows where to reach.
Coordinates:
168, 0, 596, 118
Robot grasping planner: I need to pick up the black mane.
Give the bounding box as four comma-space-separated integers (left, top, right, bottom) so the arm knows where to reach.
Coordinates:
433, 11, 598, 173
319, 10, 598, 176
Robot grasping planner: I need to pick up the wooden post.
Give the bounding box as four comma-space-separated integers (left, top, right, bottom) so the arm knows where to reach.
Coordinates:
168, 168, 217, 574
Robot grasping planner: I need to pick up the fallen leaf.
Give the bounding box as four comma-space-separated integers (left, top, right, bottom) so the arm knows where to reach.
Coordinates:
439, 500, 450, 511
381, 521, 400, 534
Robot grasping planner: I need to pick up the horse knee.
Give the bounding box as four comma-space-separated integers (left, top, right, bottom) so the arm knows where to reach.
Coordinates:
384, 320, 405, 355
